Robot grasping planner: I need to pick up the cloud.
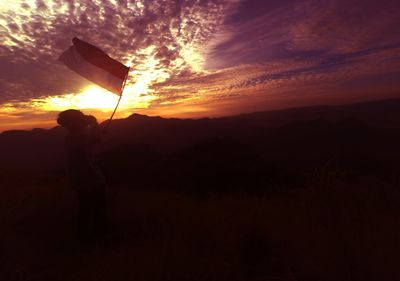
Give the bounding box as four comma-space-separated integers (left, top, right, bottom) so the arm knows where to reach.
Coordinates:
0, 0, 240, 103
1, 0, 400, 130
288, 0, 400, 53
206, 0, 400, 67
149, 42, 400, 112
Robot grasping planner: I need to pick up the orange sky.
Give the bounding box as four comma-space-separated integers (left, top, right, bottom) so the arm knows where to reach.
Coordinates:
1, 0, 400, 131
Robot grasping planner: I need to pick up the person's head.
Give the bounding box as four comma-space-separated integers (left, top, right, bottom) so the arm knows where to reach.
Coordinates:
57, 109, 87, 132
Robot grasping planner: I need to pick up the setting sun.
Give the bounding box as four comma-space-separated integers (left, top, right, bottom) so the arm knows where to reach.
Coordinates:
32, 83, 158, 113
39, 86, 119, 111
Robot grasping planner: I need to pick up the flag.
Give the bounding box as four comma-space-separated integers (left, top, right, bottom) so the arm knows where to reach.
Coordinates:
59, 37, 129, 96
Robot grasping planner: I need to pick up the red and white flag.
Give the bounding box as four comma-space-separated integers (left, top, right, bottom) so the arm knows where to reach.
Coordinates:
59, 37, 129, 96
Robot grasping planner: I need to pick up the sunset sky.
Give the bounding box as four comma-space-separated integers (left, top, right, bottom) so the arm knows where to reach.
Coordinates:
1, 0, 400, 131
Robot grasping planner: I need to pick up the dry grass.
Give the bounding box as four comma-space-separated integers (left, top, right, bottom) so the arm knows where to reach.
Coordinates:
1, 172, 399, 281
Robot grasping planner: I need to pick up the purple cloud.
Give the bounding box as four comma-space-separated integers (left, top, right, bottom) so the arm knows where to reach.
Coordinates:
0, 0, 239, 103
0, 0, 399, 131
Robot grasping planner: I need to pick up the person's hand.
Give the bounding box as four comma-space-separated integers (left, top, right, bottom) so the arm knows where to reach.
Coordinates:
85, 115, 98, 126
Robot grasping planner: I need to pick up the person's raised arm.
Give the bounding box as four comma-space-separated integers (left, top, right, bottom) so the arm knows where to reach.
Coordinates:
85, 115, 101, 144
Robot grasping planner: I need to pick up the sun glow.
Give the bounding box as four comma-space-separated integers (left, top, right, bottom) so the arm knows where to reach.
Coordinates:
37, 87, 119, 111
30, 44, 177, 112
180, 45, 204, 72
32, 83, 157, 112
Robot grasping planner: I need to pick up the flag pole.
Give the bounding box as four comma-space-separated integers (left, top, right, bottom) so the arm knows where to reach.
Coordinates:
103, 70, 129, 133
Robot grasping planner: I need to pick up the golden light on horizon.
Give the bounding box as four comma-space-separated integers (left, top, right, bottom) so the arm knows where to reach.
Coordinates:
32, 82, 158, 112
38, 87, 119, 111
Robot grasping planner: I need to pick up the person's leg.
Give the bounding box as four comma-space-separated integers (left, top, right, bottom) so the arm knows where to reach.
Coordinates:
92, 186, 107, 234
77, 191, 92, 239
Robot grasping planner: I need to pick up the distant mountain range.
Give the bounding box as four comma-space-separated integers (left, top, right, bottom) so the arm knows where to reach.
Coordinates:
1, 98, 400, 183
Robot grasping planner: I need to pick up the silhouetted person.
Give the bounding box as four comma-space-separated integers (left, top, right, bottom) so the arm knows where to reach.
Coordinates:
57, 109, 107, 240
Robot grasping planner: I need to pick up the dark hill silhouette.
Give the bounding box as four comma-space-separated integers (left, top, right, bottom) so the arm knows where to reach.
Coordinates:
232, 98, 400, 128
2, 98, 400, 281
1, 98, 399, 193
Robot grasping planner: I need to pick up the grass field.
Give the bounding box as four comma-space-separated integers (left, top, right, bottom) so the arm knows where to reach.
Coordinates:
1, 170, 399, 281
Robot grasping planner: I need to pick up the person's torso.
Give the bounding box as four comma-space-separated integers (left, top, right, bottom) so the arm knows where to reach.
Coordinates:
65, 132, 104, 191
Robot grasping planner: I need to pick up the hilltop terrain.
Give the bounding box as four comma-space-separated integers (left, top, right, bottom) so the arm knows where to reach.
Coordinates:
1, 98, 400, 280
